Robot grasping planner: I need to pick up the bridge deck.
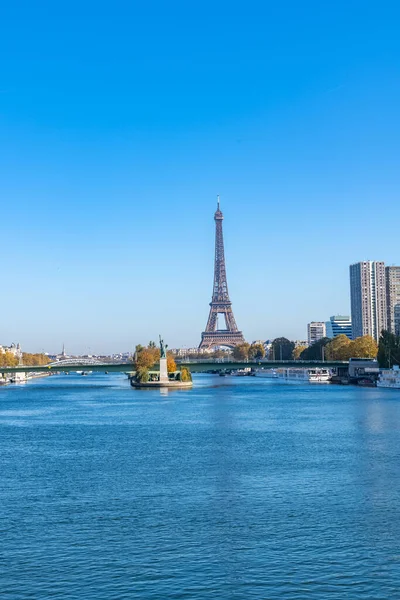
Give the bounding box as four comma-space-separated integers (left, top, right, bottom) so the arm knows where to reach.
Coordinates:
0, 363, 134, 374
0, 360, 348, 374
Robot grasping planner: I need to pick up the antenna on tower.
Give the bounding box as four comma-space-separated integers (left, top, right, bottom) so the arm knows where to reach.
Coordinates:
217, 194, 220, 210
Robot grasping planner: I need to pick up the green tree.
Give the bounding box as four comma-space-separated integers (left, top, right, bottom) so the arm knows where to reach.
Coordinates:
248, 343, 265, 360
135, 367, 149, 383
300, 338, 330, 360
271, 338, 295, 361
325, 334, 352, 361
233, 343, 250, 361
350, 335, 378, 359
179, 367, 192, 382
377, 330, 400, 367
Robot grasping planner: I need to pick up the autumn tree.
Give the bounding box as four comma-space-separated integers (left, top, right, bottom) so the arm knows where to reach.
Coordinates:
271, 338, 295, 361
167, 353, 177, 372
22, 353, 50, 366
0, 352, 19, 368
233, 343, 250, 361
325, 334, 352, 361
293, 345, 308, 360
248, 343, 265, 360
350, 335, 378, 359
134, 345, 160, 370
133, 343, 178, 372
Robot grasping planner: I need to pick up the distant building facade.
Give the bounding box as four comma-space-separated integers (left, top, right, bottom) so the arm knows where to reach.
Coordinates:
294, 340, 309, 348
326, 315, 352, 340
0, 342, 22, 359
307, 322, 326, 345
386, 266, 400, 336
350, 261, 387, 341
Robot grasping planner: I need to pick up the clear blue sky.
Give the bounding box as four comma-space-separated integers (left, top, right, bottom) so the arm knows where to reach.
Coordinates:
1, 1, 399, 354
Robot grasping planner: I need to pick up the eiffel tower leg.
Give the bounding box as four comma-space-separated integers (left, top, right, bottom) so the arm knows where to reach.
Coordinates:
225, 309, 239, 332
205, 307, 218, 332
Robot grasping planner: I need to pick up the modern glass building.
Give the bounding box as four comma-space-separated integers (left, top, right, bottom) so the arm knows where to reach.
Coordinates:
325, 315, 352, 340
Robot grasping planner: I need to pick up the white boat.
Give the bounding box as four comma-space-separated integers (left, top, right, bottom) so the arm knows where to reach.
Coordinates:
10, 372, 27, 384
278, 367, 331, 383
377, 365, 400, 389
255, 369, 279, 378
235, 368, 252, 376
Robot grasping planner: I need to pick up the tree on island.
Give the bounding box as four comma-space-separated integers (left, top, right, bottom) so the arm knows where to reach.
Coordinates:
179, 367, 192, 382
134, 346, 160, 370
133, 343, 177, 373
167, 354, 177, 372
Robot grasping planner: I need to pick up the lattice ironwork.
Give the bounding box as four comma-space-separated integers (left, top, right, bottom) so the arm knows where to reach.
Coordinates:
199, 198, 245, 349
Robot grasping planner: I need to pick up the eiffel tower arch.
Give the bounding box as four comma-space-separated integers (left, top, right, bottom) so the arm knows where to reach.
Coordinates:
199, 197, 245, 350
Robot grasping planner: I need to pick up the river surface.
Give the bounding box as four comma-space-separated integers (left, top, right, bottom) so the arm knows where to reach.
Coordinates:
1, 373, 400, 599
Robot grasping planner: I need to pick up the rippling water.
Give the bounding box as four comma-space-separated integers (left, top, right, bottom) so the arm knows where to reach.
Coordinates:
1, 373, 400, 599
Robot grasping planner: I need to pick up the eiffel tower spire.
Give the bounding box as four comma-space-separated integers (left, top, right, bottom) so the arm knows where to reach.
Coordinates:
199, 198, 245, 349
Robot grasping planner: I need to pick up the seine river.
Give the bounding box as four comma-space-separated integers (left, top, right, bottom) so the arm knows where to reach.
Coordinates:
1, 374, 400, 599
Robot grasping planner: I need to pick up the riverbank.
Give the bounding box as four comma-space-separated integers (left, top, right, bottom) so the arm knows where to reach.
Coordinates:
0, 372, 51, 385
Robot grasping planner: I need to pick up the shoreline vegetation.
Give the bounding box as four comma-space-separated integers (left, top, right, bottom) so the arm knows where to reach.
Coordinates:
0, 353, 50, 368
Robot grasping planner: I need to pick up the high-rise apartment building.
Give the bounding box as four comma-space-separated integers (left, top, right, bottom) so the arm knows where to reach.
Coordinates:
326, 315, 352, 339
349, 261, 387, 341
307, 322, 326, 345
386, 266, 400, 336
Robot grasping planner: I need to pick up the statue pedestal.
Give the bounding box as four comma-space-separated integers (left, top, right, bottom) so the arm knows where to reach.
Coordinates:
159, 357, 168, 383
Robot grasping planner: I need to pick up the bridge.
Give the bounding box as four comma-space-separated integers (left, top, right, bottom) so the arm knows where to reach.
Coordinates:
0, 358, 349, 375
178, 359, 349, 372
0, 359, 135, 374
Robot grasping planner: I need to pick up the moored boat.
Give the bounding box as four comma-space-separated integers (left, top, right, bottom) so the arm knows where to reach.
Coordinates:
278, 367, 331, 383
235, 368, 253, 376
377, 365, 400, 389
255, 369, 278, 378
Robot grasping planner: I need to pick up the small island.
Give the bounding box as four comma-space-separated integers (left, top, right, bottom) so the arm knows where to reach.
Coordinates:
130, 337, 193, 389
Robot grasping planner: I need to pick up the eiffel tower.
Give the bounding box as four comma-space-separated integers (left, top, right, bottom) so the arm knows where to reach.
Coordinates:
199, 197, 245, 349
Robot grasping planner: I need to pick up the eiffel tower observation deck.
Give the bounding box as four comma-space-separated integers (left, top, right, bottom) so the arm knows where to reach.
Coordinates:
199, 197, 245, 350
